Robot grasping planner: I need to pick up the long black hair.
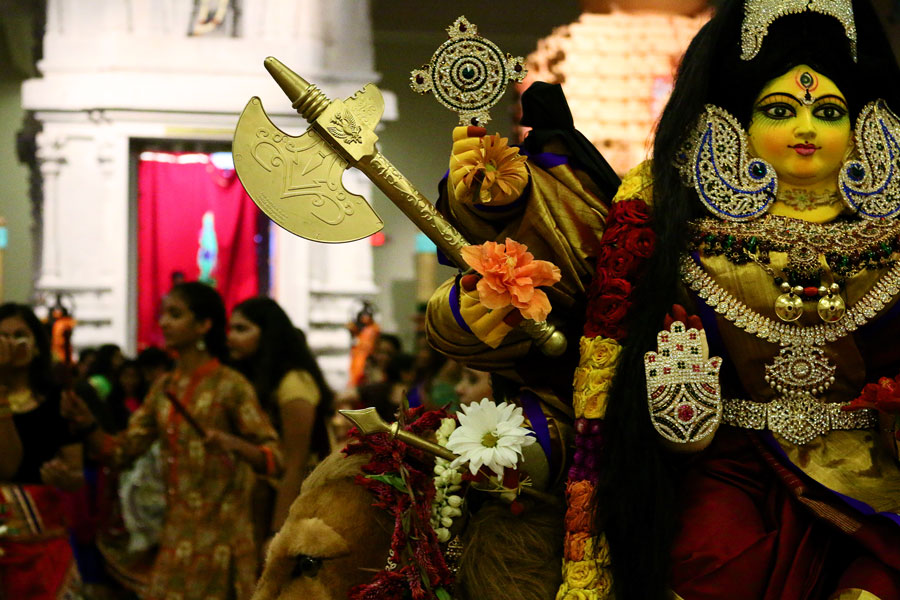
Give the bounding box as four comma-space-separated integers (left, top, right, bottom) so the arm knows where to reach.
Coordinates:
230, 296, 335, 457
169, 281, 229, 362
592, 2, 900, 599
0, 303, 56, 399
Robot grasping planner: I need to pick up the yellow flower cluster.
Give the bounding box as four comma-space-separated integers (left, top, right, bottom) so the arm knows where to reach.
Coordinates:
555, 561, 612, 599
572, 336, 622, 419
611, 160, 654, 205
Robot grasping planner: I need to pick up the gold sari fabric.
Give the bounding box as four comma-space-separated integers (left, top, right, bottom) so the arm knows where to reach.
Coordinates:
425, 145, 610, 379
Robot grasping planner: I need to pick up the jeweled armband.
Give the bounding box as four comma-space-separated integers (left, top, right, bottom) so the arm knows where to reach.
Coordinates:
644, 321, 722, 444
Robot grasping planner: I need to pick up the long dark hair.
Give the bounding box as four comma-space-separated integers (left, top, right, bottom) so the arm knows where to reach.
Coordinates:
169, 282, 229, 362
0, 303, 56, 399
230, 297, 334, 457
592, 2, 900, 599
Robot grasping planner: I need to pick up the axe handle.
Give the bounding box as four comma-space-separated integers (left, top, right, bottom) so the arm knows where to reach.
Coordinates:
356, 151, 566, 357
358, 152, 468, 268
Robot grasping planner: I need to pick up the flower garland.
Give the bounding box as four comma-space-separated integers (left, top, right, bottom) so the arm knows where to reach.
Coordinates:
431, 418, 465, 543
557, 195, 656, 599
344, 407, 454, 600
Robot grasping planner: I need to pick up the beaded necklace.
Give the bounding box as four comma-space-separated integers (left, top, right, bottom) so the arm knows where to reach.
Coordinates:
688, 214, 900, 286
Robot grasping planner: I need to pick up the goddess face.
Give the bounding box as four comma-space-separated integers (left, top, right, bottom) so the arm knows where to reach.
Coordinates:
747, 65, 852, 188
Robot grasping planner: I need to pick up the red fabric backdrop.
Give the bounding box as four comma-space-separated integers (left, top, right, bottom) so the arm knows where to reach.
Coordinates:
137, 153, 259, 350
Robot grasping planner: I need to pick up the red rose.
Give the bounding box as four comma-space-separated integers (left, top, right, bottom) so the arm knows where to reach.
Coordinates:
601, 277, 632, 299
622, 227, 656, 258
599, 247, 639, 278
609, 199, 651, 226
588, 266, 609, 297
592, 320, 628, 341
594, 294, 631, 325
599, 223, 628, 246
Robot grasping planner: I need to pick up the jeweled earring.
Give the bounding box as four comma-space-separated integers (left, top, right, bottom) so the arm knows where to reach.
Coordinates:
674, 104, 777, 222
196, 338, 207, 352
839, 99, 900, 219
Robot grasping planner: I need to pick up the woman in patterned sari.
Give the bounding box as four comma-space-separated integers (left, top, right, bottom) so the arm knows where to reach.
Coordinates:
64, 282, 283, 600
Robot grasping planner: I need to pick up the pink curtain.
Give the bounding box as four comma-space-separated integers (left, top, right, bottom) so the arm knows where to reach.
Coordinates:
137, 153, 259, 350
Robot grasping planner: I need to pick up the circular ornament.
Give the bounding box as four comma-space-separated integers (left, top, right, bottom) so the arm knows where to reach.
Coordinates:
817, 284, 846, 323
774, 284, 803, 322
409, 16, 527, 126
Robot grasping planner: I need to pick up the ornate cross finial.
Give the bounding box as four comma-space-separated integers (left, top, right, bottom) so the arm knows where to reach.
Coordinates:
741, 0, 857, 62
410, 16, 527, 126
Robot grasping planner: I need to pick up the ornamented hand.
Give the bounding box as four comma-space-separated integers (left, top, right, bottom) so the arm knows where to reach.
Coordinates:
644, 320, 722, 446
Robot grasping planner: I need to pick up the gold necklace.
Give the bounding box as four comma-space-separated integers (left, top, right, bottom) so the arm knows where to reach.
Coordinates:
776, 188, 843, 212
680, 254, 900, 400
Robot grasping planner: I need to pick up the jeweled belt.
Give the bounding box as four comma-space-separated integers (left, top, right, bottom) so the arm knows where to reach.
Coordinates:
722, 396, 878, 445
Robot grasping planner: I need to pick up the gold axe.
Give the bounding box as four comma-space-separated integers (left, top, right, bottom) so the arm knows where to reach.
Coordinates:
233, 57, 566, 356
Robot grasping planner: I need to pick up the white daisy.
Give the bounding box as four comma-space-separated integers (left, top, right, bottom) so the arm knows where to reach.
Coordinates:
445, 398, 536, 478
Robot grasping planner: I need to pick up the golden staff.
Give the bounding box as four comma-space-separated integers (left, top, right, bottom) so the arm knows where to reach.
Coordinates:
232, 58, 566, 356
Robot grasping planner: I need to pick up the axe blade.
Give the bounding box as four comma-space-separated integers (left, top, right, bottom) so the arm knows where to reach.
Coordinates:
233, 97, 384, 243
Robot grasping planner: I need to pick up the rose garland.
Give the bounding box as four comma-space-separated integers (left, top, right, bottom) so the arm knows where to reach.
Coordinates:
557, 197, 656, 599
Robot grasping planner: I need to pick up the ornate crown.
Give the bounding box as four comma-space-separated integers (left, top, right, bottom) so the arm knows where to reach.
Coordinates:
741, 0, 857, 62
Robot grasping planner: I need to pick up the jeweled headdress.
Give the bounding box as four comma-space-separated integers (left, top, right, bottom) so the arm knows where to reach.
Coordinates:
741, 0, 857, 62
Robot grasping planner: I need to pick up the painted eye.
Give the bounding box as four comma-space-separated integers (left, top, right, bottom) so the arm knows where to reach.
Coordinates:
760, 103, 795, 119
814, 104, 846, 121
291, 554, 323, 578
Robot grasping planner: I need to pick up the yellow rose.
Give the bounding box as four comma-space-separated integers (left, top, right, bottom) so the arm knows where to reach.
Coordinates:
589, 338, 622, 370
579, 335, 592, 356
562, 589, 600, 600
587, 368, 613, 394
573, 392, 587, 418
565, 560, 598, 589
573, 367, 588, 391
582, 393, 608, 419
585, 535, 612, 567
595, 568, 613, 595
611, 160, 653, 205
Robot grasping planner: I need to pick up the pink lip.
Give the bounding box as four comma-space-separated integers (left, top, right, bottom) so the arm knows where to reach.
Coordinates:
789, 143, 819, 156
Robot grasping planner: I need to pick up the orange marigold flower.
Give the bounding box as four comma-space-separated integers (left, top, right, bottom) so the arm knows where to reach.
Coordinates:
460, 238, 562, 322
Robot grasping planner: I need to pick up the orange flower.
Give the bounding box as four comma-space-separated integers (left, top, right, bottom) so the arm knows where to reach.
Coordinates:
565, 532, 591, 561
459, 135, 528, 205
565, 481, 594, 533
566, 480, 594, 512
461, 238, 562, 322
